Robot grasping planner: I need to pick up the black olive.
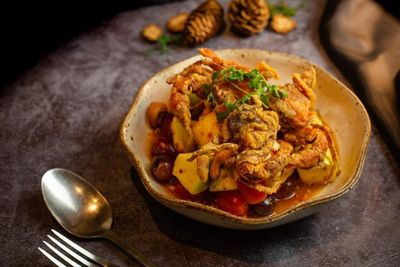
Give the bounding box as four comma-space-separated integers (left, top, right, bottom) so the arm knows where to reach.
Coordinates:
251, 196, 276, 217
274, 179, 297, 200
152, 137, 176, 157
150, 156, 174, 182
156, 111, 169, 129
159, 113, 174, 140
190, 101, 206, 121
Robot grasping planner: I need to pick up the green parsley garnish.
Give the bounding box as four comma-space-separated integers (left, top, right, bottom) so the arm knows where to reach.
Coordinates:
210, 66, 288, 121
216, 101, 237, 121
206, 92, 217, 105
268, 0, 303, 18
158, 34, 183, 53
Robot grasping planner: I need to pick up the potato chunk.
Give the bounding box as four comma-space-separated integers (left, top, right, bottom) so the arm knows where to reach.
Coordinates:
192, 112, 220, 146
171, 117, 195, 152
173, 153, 209, 195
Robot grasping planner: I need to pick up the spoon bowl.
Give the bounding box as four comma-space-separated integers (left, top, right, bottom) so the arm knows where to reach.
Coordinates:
41, 168, 153, 266
41, 168, 112, 237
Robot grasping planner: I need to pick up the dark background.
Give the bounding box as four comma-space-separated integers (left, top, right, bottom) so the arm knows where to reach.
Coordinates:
0, 0, 398, 88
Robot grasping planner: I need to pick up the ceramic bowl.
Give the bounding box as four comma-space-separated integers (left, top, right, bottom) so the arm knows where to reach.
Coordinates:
120, 49, 371, 230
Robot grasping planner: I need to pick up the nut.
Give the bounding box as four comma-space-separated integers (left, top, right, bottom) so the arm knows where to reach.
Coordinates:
167, 13, 189, 33
142, 23, 163, 42
270, 14, 296, 35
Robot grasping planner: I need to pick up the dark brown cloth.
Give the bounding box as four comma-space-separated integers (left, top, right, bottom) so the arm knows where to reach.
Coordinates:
321, 0, 400, 158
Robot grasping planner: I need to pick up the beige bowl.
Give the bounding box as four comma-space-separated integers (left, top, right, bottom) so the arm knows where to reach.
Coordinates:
120, 49, 371, 230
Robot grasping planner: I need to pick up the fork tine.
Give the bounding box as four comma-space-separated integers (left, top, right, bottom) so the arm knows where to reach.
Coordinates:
51, 229, 109, 266
42, 241, 81, 267
47, 235, 95, 267
38, 247, 68, 267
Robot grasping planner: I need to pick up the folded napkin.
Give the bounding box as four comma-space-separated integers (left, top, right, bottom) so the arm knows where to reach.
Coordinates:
320, 0, 400, 159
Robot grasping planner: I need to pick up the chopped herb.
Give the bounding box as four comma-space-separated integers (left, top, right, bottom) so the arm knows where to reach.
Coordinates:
211, 66, 288, 120
260, 94, 270, 106
224, 101, 237, 112
202, 83, 212, 95
157, 34, 183, 53
217, 101, 237, 121
212, 71, 220, 81
268, 0, 303, 18
238, 94, 251, 105
216, 111, 229, 122
206, 92, 217, 105
278, 90, 288, 98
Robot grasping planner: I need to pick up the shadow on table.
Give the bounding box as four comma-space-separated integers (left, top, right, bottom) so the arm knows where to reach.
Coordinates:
130, 168, 323, 265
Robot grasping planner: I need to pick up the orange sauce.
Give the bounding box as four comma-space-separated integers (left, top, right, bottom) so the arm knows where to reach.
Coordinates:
274, 182, 324, 213
146, 131, 159, 159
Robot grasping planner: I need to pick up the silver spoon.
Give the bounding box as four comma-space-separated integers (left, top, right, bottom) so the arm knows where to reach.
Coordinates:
41, 168, 154, 267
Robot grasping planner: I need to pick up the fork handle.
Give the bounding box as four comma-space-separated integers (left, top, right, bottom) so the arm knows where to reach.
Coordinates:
102, 230, 155, 267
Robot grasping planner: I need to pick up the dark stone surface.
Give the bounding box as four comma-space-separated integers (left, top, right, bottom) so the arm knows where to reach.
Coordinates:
0, 0, 399, 266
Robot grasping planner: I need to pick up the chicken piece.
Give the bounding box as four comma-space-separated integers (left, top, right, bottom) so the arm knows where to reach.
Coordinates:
167, 58, 217, 136
293, 72, 316, 109
270, 83, 311, 129
256, 61, 280, 80
269, 67, 317, 129
199, 48, 249, 72
189, 142, 239, 160
225, 103, 280, 149
270, 14, 296, 35
299, 67, 317, 89
236, 140, 294, 193
214, 82, 239, 103
169, 76, 193, 136
284, 125, 333, 169
188, 142, 239, 183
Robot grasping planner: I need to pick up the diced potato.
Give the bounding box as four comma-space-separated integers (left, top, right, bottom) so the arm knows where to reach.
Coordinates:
171, 117, 195, 152
192, 112, 220, 146
298, 149, 336, 184
173, 153, 209, 195
210, 168, 238, 192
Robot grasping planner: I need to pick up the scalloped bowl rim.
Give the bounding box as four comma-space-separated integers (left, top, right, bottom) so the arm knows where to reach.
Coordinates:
120, 49, 371, 227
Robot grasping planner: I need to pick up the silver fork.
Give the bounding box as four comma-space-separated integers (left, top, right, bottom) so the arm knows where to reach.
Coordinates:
38, 229, 114, 267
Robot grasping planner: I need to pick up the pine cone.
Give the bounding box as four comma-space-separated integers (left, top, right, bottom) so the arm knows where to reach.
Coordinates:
184, 0, 224, 46
228, 0, 270, 36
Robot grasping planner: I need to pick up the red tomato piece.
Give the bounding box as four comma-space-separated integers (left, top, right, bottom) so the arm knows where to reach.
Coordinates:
169, 181, 193, 200
215, 191, 248, 216
237, 182, 267, 204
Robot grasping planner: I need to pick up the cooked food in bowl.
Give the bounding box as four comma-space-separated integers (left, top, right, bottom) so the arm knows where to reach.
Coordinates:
146, 48, 339, 218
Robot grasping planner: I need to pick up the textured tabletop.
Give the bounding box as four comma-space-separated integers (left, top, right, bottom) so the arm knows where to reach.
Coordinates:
1, 0, 399, 266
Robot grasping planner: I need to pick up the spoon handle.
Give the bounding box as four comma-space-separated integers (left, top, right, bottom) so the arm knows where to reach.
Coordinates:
102, 231, 155, 267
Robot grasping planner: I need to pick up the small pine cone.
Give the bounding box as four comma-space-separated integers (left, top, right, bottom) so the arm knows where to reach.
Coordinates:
228, 0, 270, 36
184, 0, 224, 46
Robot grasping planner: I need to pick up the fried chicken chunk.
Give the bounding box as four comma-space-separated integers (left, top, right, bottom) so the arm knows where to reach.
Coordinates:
223, 102, 280, 149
